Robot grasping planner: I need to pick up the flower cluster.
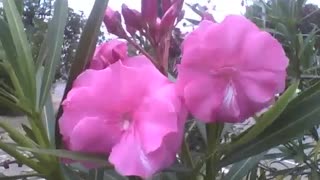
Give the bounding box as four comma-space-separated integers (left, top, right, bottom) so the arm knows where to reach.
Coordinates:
59, 1, 288, 179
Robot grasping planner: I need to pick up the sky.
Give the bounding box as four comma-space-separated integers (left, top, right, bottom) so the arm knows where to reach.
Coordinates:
69, 0, 247, 22
69, 0, 320, 26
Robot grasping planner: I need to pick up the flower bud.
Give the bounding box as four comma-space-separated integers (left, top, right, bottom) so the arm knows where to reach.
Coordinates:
104, 7, 127, 38
122, 4, 144, 32
162, 0, 172, 13
141, 0, 158, 24
159, 3, 179, 35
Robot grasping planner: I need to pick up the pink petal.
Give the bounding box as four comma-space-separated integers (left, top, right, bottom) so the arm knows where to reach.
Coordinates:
69, 117, 121, 154
90, 40, 128, 70
135, 84, 185, 153
240, 31, 288, 71
177, 66, 226, 122
109, 132, 177, 179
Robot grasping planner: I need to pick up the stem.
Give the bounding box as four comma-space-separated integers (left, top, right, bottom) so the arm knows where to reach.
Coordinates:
180, 136, 194, 168
126, 36, 160, 68
128, 176, 143, 180
205, 123, 224, 180
47, 166, 65, 180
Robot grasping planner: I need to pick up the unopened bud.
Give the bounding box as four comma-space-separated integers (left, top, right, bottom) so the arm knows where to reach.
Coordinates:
122, 4, 144, 32
141, 0, 158, 24
103, 7, 127, 38
160, 3, 179, 33
162, 0, 172, 13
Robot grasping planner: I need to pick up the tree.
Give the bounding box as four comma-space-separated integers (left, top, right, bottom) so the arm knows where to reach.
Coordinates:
0, 0, 106, 115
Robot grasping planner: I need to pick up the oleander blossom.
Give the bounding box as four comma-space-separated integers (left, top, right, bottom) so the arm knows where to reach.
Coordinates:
89, 39, 127, 70
176, 15, 288, 123
59, 56, 187, 178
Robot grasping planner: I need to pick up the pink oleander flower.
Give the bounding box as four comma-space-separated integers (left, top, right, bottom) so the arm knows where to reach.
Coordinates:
59, 56, 187, 178
89, 39, 127, 70
176, 15, 288, 123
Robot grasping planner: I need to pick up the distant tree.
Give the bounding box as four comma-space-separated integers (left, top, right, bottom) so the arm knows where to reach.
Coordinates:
0, 0, 106, 115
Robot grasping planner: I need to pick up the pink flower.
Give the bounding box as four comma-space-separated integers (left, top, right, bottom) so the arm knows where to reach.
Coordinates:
59, 56, 187, 178
89, 39, 127, 70
176, 15, 288, 123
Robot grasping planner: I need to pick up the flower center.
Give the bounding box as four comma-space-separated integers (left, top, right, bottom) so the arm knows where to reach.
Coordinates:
210, 66, 237, 78
223, 83, 235, 107
122, 119, 130, 130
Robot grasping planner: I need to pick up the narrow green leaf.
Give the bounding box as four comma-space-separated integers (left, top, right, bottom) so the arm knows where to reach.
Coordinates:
104, 170, 127, 180
3, 0, 36, 104
288, 80, 320, 108
60, 165, 85, 180
185, 18, 200, 25
0, 173, 43, 180
56, 0, 110, 147
13, 0, 23, 15
0, 142, 48, 174
0, 20, 20, 79
88, 168, 105, 180
231, 82, 299, 146
0, 121, 37, 148
43, 93, 56, 147
223, 152, 266, 180
219, 85, 320, 167
18, 147, 111, 166
39, 0, 68, 108
21, 124, 37, 143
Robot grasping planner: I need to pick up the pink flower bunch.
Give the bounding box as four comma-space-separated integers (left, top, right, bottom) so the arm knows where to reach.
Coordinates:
60, 53, 187, 178
59, 3, 288, 179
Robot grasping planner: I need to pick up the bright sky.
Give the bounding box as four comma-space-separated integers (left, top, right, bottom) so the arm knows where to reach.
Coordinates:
68, 0, 320, 31
69, 0, 246, 22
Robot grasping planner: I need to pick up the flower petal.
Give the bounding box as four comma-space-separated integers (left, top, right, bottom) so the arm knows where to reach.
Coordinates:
135, 84, 185, 153
109, 132, 177, 179
69, 117, 121, 154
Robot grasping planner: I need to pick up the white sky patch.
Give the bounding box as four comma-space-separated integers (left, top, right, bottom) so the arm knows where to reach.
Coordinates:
68, 0, 320, 34
68, 0, 245, 21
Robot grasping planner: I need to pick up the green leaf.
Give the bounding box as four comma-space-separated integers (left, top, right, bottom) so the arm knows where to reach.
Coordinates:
17, 146, 111, 166
13, 0, 23, 15
219, 82, 320, 167
0, 142, 48, 174
3, 0, 36, 104
43, 93, 56, 147
56, 0, 110, 147
185, 18, 200, 25
103, 170, 127, 180
223, 152, 266, 180
0, 121, 37, 148
0, 174, 43, 180
231, 82, 299, 147
39, 0, 68, 108
21, 124, 37, 143
88, 168, 105, 180
0, 20, 17, 67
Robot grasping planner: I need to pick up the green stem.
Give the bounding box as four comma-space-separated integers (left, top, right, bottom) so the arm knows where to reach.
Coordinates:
205, 123, 224, 180
47, 166, 65, 180
180, 136, 194, 168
